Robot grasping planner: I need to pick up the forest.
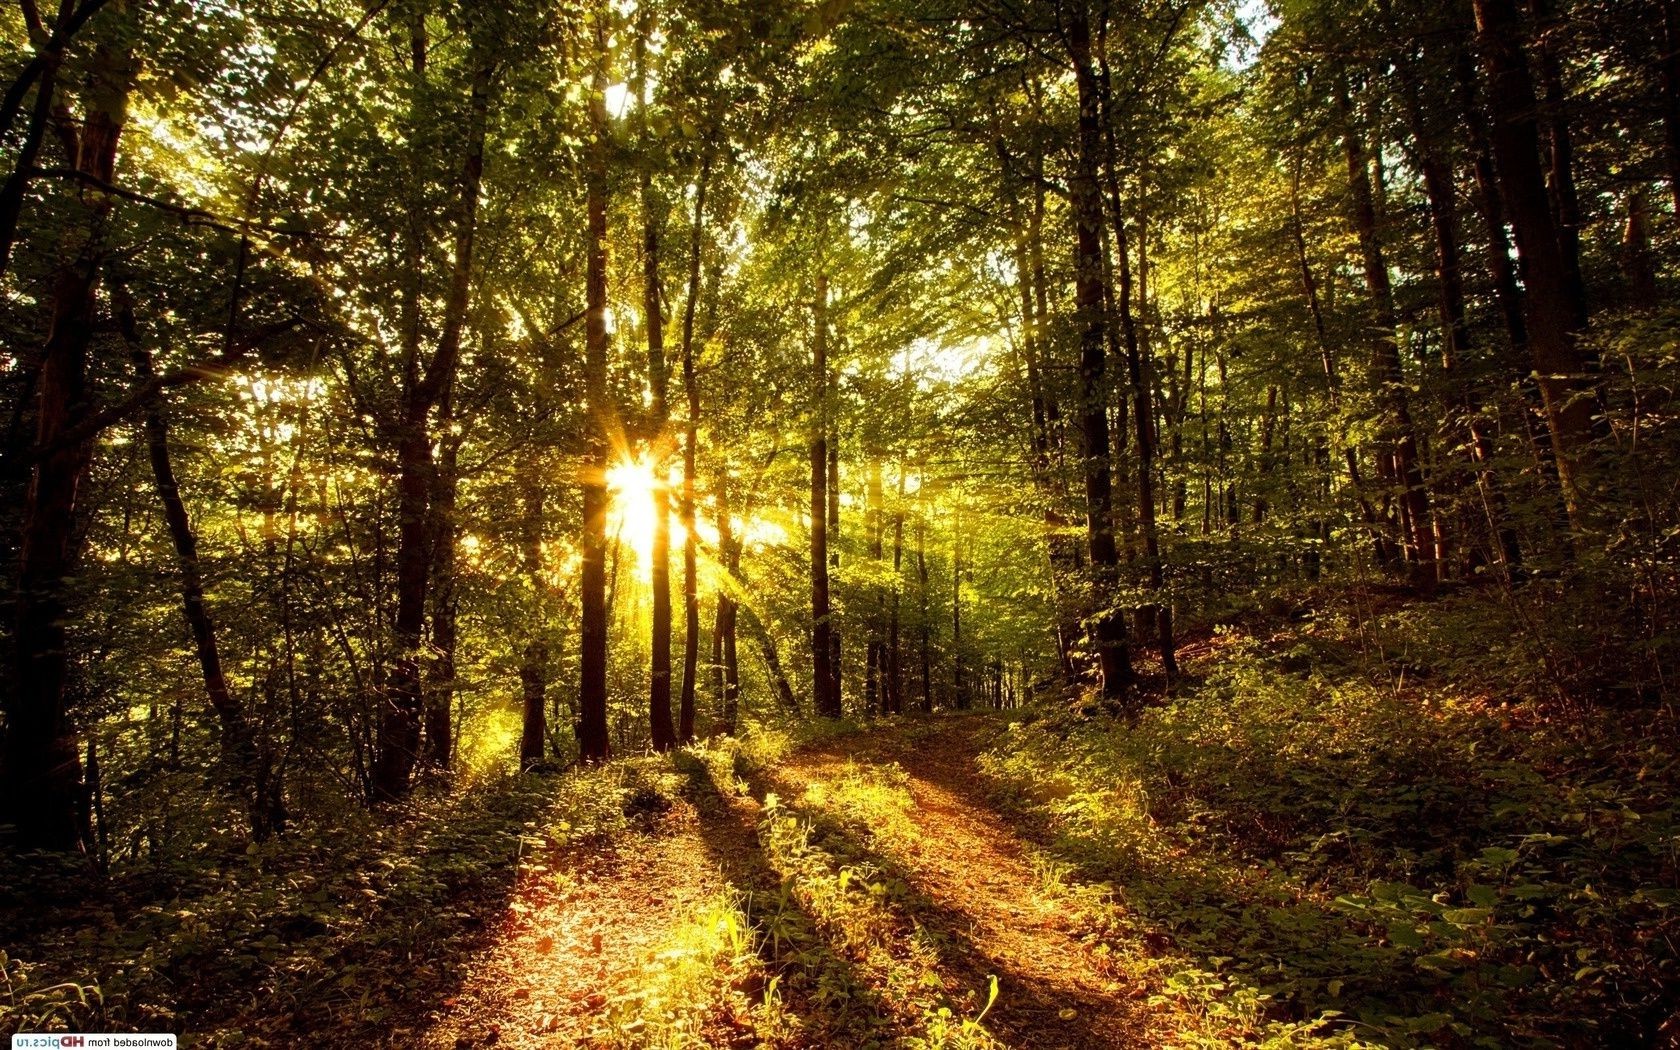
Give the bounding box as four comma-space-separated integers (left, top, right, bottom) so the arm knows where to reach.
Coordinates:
1, 0, 1677, 1044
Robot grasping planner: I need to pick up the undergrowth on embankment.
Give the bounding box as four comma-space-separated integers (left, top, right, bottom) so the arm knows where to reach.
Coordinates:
979, 590, 1680, 1048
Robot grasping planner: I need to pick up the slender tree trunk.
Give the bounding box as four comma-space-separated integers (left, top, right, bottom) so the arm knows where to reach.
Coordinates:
713, 478, 740, 732
1664, 0, 1680, 217
576, 13, 612, 762
1094, 69, 1174, 676
1529, 0, 1586, 328
1066, 4, 1132, 700
951, 522, 964, 708
1399, 66, 1523, 573
810, 273, 839, 717
116, 281, 281, 838
3, 6, 132, 851
742, 604, 798, 715
865, 457, 884, 714
1473, 0, 1596, 524
374, 49, 491, 802
424, 393, 459, 769
518, 467, 547, 769
637, 19, 675, 752
676, 157, 708, 744
1621, 188, 1657, 308
1289, 156, 1391, 569
916, 508, 931, 713
1339, 77, 1435, 588
827, 437, 841, 699
888, 471, 905, 715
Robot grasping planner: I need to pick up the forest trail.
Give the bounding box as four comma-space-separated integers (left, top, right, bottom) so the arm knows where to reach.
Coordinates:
426, 714, 1157, 1048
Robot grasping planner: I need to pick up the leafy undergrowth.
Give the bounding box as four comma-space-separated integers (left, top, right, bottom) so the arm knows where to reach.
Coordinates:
0, 750, 759, 1045
979, 591, 1680, 1048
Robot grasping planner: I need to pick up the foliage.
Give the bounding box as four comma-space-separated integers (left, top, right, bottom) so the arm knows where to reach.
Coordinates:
979, 603, 1680, 1046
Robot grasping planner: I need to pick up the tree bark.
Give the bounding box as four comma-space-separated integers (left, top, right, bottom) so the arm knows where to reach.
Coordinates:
1472, 0, 1596, 524
1398, 63, 1523, 573
1065, 3, 1132, 700
373, 46, 491, 802
576, 12, 612, 762
519, 468, 547, 769
637, 17, 675, 753
117, 281, 283, 838
676, 156, 708, 744
3, 4, 132, 852
809, 273, 839, 717
424, 393, 459, 769
1338, 77, 1435, 588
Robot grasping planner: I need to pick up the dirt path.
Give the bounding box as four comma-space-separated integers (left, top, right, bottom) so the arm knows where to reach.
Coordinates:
775, 719, 1155, 1049
424, 800, 760, 1049
426, 716, 1155, 1048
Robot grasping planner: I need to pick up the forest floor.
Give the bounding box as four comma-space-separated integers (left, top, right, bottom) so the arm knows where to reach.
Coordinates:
425, 712, 1165, 1049
5, 586, 1678, 1048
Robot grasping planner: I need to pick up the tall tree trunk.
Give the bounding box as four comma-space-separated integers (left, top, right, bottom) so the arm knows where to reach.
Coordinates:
915, 506, 931, 713
0, 0, 110, 279
1066, 4, 1132, 700
3, 5, 132, 852
374, 48, 491, 802
424, 394, 459, 769
637, 19, 675, 753
1339, 78, 1435, 588
518, 467, 547, 769
888, 471, 905, 715
576, 13, 612, 762
1398, 64, 1523, 573
1289, 155, 1392, 569
1094, 61, 1174, 676
676, 157, 708, 744
1529, 0, 1586, 328
1621, 187, 1657, 308
116, 281, 281, 838
1664, 0, 1680, 217
809, 272, 839, 717
951, 520, 964, 708
865, 457, 884, 714
827, 436, 842, 699
742, 604, 797, 715
713, 478, 740, 732
1473, 0, 1596, 524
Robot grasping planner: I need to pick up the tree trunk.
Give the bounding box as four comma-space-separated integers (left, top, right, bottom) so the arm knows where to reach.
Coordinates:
116, 281, 282, 838
374, 48, 490, 802
865, 457, 884, 715
676, 156, 708, 744
1472, 0, 1596, 524
1066, 4, 1132, 700
951, 522, 964, 708
810, 272, 840, 717
827, 436, 842, 700
1398, 64, 1523, 573
1664, 0, 1680, 217
742, 604, 798, 715
3, 5, 133, 852
519, 468, 547, 769
424, 393, 459, 769
576, 13, 612, 762
1289, 154, 1392, 569
888, 471, 905, 714
1339, 77, 1435, 588
916, 507, 931, 713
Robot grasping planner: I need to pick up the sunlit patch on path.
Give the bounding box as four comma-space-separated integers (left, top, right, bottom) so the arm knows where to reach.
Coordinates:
776, 721, 1163, 1048
423, 717, 1170, 1048
424, 800, 760, 1048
